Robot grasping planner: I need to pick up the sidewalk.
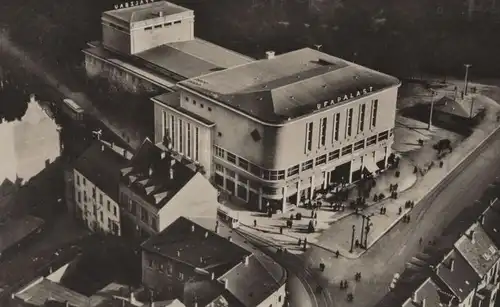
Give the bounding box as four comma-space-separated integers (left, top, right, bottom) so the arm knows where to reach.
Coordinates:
239, 82, 500, 258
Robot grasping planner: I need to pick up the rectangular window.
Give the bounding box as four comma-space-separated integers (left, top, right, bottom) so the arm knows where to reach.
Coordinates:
262, 187, 279, 195
342, 145, 353, 156
76, 175, 80, 186
261, 170, 271, 180
170, 115, 175, 149
249, 164, 261, 177
154, 24, 162, 29
113, 206, 117, 217
178, 272, 184, 280
315, 154, 327, 166
319, 117, 327, 147
358, 104, 366, 133
167, 263, 173, 275
328, 149, 340, 161
302, 159, 313, 171
99, 193, 103, 205
366, 135, 377, 146
141, 208, 149, 223
194, 127, 199, 161
227, 152, 236, 164
174, 20, 182, 24
107, 217, 111, 229
215, 164, 224, 173
77, 191, 81, 203
354, 140, 365, 151
162, 111, 168, 138
100, 211, 103, 222
378, 130, 389, 141
186, 123, 191, 158
305, 122, 313, 152
226, 169, 236, 179
346, 108, 353, 137
84, 191, 87, 202
371, 99, 378, 128
83, 178, 86, 186
151, 216, 158, 231
333, 113, 340, 142
287, 165, 299, 177
92, 187, 96, 199
129, 200, 136, 214
214, 146, 225, 158
238, 158, 249, 171
144, 26, 153, 31
237, 184, 246, 200
178, 119, 184, 153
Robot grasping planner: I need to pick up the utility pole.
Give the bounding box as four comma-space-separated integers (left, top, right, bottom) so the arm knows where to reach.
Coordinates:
350, 225, 356, 253
360, 215, 366, 247
428, 90, 436, 130
464, 64, 472, 96
364, 217, 373, 249
470, 96, 475, 119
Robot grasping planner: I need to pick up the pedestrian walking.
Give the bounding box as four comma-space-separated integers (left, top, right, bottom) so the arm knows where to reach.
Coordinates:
298, 238, 302, 246
253, 219, 257, 227
314, 212, 318, 219
311, 210, 314, 218
419, 237, 423, 245
398, 207, 402, 215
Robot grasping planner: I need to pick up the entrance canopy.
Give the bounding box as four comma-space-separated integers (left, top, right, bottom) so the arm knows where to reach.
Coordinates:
363, 159, 379, 174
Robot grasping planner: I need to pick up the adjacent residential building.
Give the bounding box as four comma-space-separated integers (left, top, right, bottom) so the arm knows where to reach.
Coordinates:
119, 138, 219, 239
83, 1, 254, 93
140, 217, 286, 307
73, 141, 131, 235
154, 48, 400, 211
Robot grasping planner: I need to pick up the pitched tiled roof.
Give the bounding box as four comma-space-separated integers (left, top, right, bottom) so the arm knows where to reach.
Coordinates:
74, 141, 129, 201
435, 249, 480, 302
454, 223, 500, 278
178, 48, 400, 124
15, 278, 89, 306
122, 138, 196, 209
401, 277, 453, 307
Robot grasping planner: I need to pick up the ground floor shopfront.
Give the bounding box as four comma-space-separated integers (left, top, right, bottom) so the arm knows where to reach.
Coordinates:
212, 144, 391, 212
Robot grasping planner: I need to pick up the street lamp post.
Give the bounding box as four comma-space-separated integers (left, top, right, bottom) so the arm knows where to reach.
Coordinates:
350, 225, 356, 253
464, 64, 472, 96
364, 218, 373, 249
428, 90, 436, 131
360, 215, 366, 247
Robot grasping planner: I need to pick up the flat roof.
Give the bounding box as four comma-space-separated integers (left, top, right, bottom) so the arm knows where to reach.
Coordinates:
104, 1, 191, 24
152, 92, 215, 126
179, 48, 401, 124
136, 38, 254, 79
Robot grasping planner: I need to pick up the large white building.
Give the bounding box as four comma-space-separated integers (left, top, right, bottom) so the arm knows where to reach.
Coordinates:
153, 48, 401, 212
83, 1, 401, 212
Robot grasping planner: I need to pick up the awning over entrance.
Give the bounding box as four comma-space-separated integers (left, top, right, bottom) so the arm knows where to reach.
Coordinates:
363, 159, 379, 174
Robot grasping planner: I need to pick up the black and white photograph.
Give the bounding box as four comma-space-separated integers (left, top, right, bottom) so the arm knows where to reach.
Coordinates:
1, 0, 500, 306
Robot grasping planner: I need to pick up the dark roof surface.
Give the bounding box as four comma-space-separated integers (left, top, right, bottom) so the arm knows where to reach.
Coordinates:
141, 217, 250, 272
0, 215, 44, 254
178, 48, 400, 124
480, 201, 500, 248
121, 138, 197, 209
221, 254, 282, 307
435, 249, 480, 302
15, 278, 89, 306
136, 38, 254, 79
401, 278, 452, 307
104, 1, 191, 24
454, 223, 500, 277
74, 141, 129, 201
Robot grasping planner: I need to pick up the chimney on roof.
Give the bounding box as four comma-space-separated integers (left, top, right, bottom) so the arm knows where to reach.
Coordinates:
123, 150, 127, 158
177, 250, 181, 257
265, 51, 275, 60
224, 279, 229, 289
66, 301, 70, 307
160, 151, 166, 160
480, 214, 485, 225
101, 144, 105, 152
469, 230, 475, 244
191, 224, 195, 232
449, 258, 455, 271
421, 298, 426, 307
205, 231, 209, 238
200, 256, 204, 264
244, 255, 250, 266
158, 11, 163, 17
412, 292, 418, 303
130, 291, 138, 305
228, 236, 232, 242
149, 167, 153, 176
211, 272, 215, 280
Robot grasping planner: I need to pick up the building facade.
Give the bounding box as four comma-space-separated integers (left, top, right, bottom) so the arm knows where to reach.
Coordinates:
154, 48, 400, 211
119, 138, 219, 239
73, 142, 130, 235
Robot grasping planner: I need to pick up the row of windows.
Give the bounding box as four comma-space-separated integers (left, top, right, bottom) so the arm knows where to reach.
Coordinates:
148, 258, 184, 280
121, 193, 158, 231
214, 129, 391, 182
104, 21, 128, 32
144, 20, 182, 31
162, 111, 200, 161
185, 96, 213, 112
305, 100, 379, 153
75, 175, 118, 217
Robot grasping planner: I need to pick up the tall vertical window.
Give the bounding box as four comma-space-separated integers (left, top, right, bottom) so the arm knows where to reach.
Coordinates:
170, 115, 175, 150
346, 108, 353, 138
186, 123, 191, 158
371, 99, 378, 128
194, 127, 199, 161
178, 119, 184, 153
319, 117, 327, 147
305, 122, 313, 152
358, 104, 366, 133
333, 113, 340, 142
162, 111, 168, 139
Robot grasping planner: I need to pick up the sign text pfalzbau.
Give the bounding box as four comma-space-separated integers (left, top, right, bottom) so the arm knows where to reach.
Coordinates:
316, 86, 374, 110
114, 0, 155, 10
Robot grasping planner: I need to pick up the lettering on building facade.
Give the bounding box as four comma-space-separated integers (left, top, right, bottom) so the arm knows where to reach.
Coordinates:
316, 86, 374, 110
114, 0, 155, 10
